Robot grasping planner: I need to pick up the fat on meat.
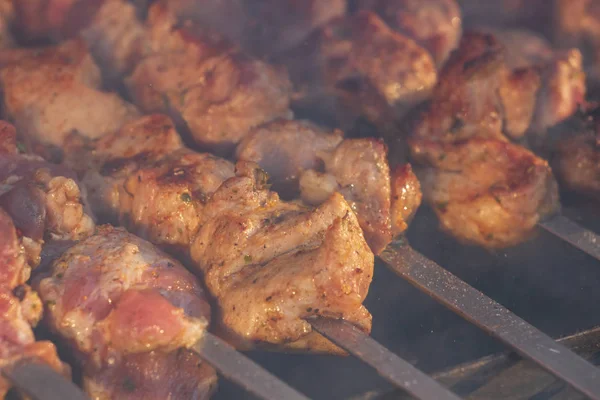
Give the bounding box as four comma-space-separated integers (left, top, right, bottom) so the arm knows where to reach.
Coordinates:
36, 225, 217, 399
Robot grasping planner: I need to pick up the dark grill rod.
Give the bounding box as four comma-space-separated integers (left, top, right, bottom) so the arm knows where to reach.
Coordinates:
192, 331, 310, 400
2, 362, 89, 400
380, 242, 600, 400
539, 215, 600, 261
309, 318, 463, 400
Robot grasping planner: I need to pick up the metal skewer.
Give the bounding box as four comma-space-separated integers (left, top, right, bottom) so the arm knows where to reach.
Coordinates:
380, 241, 600, 400
538, 214, 600, 261
2, 362, 89, 400
308, 318, 463, 400
192, 332, 310, 400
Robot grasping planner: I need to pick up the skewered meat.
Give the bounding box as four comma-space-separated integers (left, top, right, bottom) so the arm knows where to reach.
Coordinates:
166, 0, 347, 57
409, 136, 559, 247
550, 105, 600, 200
356, 0, 462, 66
0, 120, 95, 275
274, 10, 437, 135
190, 164, 373, 353
0, 38, 140, 160
0, 209, 70, 398
36, 225, 217, 399
236, 119, 422, 254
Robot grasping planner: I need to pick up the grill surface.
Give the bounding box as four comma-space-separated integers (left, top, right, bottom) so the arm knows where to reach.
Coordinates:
212, 202, 600, 400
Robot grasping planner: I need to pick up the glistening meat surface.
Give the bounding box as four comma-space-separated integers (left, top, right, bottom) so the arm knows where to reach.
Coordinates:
36, 225, 217, 400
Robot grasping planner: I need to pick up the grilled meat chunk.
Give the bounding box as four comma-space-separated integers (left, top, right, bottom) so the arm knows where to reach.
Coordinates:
275, 10, 436, 135
123, 3, 293, 156
236, 119, 422, 254
356, 0, 462, 66
166, 0, 347, 56
0, 120, 95, 273
0, 39, 140, 160
36, 225, 217, 399
0, 209, 69, 398
409, 137, 559, 247
551, 105, 600, 200
191, 164, 374, 353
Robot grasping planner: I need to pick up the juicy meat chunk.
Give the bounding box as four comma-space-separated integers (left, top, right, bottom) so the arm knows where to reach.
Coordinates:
357, 0, 462, 66
409, 137, 559, 247
0, 39, 140, 159
125, 3, 293, 156
0, 209, 69, 398
36, 225, 217, 399
166, 0, 347, 56
236, 119, 344, 197
275, 10, 436, 135
191, 164, 374, 353
236, 119, 422, 253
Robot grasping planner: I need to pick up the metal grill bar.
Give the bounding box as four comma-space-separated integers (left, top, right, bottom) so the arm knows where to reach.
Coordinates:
192, 332, 310, 400
380, 242, 600, 400
309, 318, 463, 400
539, 215, 600, 260
2, 362, 88, 400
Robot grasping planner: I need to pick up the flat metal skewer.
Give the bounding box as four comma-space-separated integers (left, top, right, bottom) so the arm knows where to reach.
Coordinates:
2, 362, 89, 400
308, 318, 463, 400
538, 214, 600, 261
380, 241, 600, 400
192, 331, 310, 400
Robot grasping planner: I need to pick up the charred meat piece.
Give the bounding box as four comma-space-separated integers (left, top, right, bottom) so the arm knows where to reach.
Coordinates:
551, 105, 600, 200
36, 225, 217, 399
275, 10, 437, 135
409, 136, 559, 248
356, 0, 462, 66
64, 114, 234, 255
124, 3, 293, 156
0, 39, 140, 160
0, 209, 70, 398
0, 120, 95, 274
236, 119, 422, 254
166, 0, 347, 57
190, 163, 374, 353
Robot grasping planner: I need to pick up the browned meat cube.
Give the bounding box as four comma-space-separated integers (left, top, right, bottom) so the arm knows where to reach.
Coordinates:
0, 39, 140, 160
36, 225, 217, 399
275, 10, 437, 135
356, 0, 462, 66
409, 136, 559, 248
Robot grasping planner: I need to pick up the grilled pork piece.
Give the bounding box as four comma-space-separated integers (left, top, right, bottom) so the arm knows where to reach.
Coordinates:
236, 119, 422, 254
166, 0, 347, 57
0, 120, 95, 276
0, 209, 70, 398
190, 163, 373, 353
551, 105, 600, 200
409, 136, 559, 248
0, 38, 140, 160
356, 0, 462, 66
36, 225, 217, 399
275, 10, 437, 135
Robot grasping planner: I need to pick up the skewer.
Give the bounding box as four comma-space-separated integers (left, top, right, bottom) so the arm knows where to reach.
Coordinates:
308, 318, 463, 400
2, 362, 89, 400
538, 215, 600, 261
380, 240, 600, 400
193, 331, 310, 400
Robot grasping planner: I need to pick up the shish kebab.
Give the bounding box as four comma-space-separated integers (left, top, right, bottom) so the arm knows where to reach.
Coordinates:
0, 4, 464, 399
1, 1, 600, 398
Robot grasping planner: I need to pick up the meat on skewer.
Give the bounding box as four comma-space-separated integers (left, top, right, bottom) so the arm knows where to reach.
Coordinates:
355, 0, 462, 67
36, 225, 217, 399
63, 114, 375, 354
0, 120, 96, 397
236, 118, 422, 254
